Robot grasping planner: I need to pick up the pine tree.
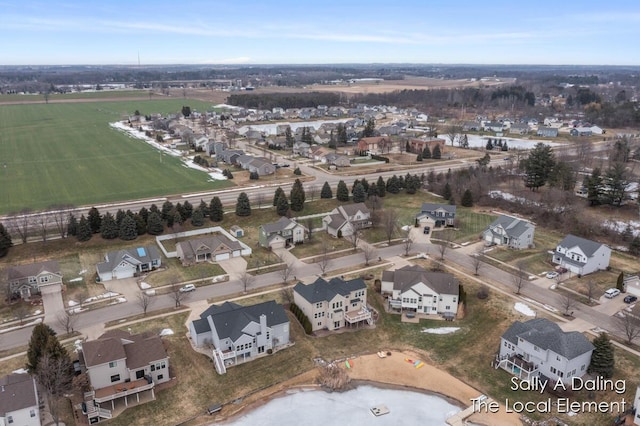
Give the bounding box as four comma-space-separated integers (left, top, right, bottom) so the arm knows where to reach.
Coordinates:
629, 237, 640, 256
119, 215, 138, 240
377, 176, 386, 197
587, 168, 604, 206
67, 214, 78, 237
320, 181, 333, 199
422, 146, 431, 159
432, 144, 442, 159
198, 200, 209, 218
182, 200, 194, 219
360, 178, 369, 194
115, 209, 126, 227
368, 183, 378, 198
146, 212, 164, 235
293, 167, 302, 176
501, 142, 508, 151
27, 323, 58, 373
524, 142, 555, 191
405, 175, 420, 195
209, 197, 224, 222
290, 179, 306, 212
0, 223, 13, 258
276, 193, 290, 216
138, 206, 149, 224
285, 126, 294, 147
134, 213, 147, 236
172, 210, 183, 227
149, 203, 160, 216
100, 212, 119, 239
386, 175, 400, 194
443, 182, 452, 200
352, 182, 366, 203
461, 189, 474, 207
161, 200, 174, 222
87, 207, 101, 233
363, 118, 375, 137
417, 153, 423, 162
76, 215, 92, 241
405, 140, 411, 153
486, 139, 494, 150
191, 208, 205, 227
273, 187, 285, 206
588, 333, 615, 378
336, 180, 350, 202
351, 179, 361, 194
235, 192, 252, 216
617, 272, 625, 291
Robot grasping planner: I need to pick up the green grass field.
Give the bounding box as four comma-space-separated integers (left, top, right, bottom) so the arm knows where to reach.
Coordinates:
0, 99, 232, 213
0, 90, 151, 103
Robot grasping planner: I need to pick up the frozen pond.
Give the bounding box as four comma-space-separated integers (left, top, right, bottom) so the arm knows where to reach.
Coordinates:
219, 385, 461, 425
441, 133, 564, 150
238, 119, 351, 136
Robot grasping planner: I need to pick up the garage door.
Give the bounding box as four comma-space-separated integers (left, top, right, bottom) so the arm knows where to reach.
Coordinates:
270, 240, 286, 250
114, 268, 133, 280
232, 250, 241, 258
215, 253, 230, 261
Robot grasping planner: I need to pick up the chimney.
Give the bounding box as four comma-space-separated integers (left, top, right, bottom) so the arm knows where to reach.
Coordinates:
259, 314, 267, 334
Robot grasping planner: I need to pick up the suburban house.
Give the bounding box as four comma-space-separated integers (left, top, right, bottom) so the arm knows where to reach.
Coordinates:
7, 260, 63, 299
415, 203, 456, 227
176, 234, 244, 265
484, 121, 506, 133
482, 215, 535, 249
536, 127, 559, 138
96, 246, 161, 282
408, 138, 446, 154
324, 152, 351, 167
570, 127, 593, 137
551, 235, 611, 276
79, 330, 170, 422
495, 318, 594, 385
258, 217, 307, 249
189, 300, 290, 374
356, 137, 392, 154
381, 265, 459, 318
247, 157, 276, 176
292, 141, 311, 157
322, 203, 372, 237
0, 373, 40, 426
293, 277, 372, 332
509, 123, 529, 135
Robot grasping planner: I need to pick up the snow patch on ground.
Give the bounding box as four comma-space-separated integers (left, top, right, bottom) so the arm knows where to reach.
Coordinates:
159, 329, 174, 336
140, 282, 151, 289
421, 327, 460, 334
401, 225, 412, 231
68, 300, 78, 307
79, 269, 87, 274
69, 277, 83, 283
442, 134, 564, 149
603, 219, 640, 237
514, 302, 536, 317
12, 368, 28, 374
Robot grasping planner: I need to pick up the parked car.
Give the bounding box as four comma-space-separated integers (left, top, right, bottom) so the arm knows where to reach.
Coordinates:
180, 284, 196, 293
423, 226, 431, 235
556, 267, 568, 274
624, 295, 638, 304
546, 271, 559, 279
604, 288, 621, 299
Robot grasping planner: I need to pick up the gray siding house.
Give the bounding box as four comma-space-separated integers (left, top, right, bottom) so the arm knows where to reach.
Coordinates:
322, 203, 371, 237
96, 246, 161, 282
483, 215, 535, 249
258, 217, 307, 249
536, 127, 559, 138
7, 261, 63, 299
552, 235, 611, 276
416, 203, 456, 227
176, 234, 243, 265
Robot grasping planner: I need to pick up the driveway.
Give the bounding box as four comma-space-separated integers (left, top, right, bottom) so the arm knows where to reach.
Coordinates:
101, 277, 140, 303
219, 257, 248, 281
41, 283, 65, 325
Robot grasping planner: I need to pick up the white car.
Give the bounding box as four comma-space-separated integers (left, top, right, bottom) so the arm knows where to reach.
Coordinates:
546, 272, 559, 279
604, 288, 620, 299
179, 284, 196, 293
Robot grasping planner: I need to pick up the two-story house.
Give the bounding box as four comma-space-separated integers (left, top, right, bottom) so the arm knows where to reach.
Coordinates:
381, 265, 459, 318
96, 246, 161, 282
189, 300, 290, 375
79, 330, 170, 423
496, 318, 594, 385
415, 203, 456, 227
0, 374, 40, 426
482, 215, 535, 249
7, 261, 63, 299
552, 235, 611, 276
258, 217, 307, 249
322, 203, 371, 237
293, 277, 372, 332
356, 137, 392, 154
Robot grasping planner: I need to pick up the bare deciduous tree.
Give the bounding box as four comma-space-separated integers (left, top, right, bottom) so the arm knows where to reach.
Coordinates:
617, 311, 640, 345
280, 285, 294, 306
586, 280, 598, 304
362, 244, 377, 266
56, 311, 78, 334
308, 184, 318, 201
381, 210, 399, 244
403, 233, 413, 256
255, 192, 265, 209
6, 210, 32, 244
169, 283, 189, 308
239, 271, 255, 293
437, 230, 454, 260
278, 257, 296, 283
560, 292, 578, 316
36, 213, 49, 243
49, 205, 73, 238
471, 248, 484, 276
317, 240, 331, 275
512, 262, 527, 294
304, 218, 314, 241
445, 121, 463, 146
36, 353, 73, 426
137, 292, 155, 316
14, 305, 29, 325
347, 226, 361, 250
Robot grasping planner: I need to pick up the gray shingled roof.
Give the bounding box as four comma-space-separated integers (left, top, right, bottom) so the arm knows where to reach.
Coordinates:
339, 203, 370, 217
0, 374, 38, 415
7, 260, 61, 281
502, 318, 594, 360
261, 217, 295, 234
557, 234, 605, 258
382, 265, 459, 296
486, 215, 534, 238
419, 203, 456, 214
293, 277, 366, 304
97, 246, 160, 275
176, 234, 242, 260
82, 330, 167, 369
200, 300, 288, 342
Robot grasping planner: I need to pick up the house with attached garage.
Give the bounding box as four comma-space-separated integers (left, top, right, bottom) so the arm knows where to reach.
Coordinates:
189, 300, 290, 374
381, 265, 459, 318
415, 203, 456, 227
176, 234, 244, 265
96, 246, 161, 282
322, 203, 371, 237
551, 234, 611, 276
7, 260, 63, 299
536, 126, 559, 138
78, 330, 170, 422
482, 215, 535, 249
495, 318, 594, 385
258, 217, 307, 249
293, 277, 372, 332
0, 373, 40, 426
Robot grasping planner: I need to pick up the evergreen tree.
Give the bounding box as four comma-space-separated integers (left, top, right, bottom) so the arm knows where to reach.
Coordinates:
285, 127, 294, 147
290, 179, 306, 212
352, 182, 366, 203
67, 214, 78, 237
175, 203, 185, 221
405, 140, 411, 153
320, 181, 333, 199
146, 212, 164, 235
432, 144, 442, 159
328, 130, 336, 150
198, 200, 209, 218
460, 134, 469, 148
461, 189, 474, 207
76, 215, 92, 241
368, 183, 378, 198
587, 168, 604, 206
443, 182, 452, 200
182, 200, 194, 219
351, 179, 361, 194
617, 272, 625, 291
302, 126, 313, 144
161, 200, 174, 222
209, 197, 224, 222
276, 193, 290, 216
405, 175, 420, 195
0, 223, 13, 258
422, 146, 431, 159
336, 180, 350, 202
134, 213, 147, 236
360, 178, 369, 194
629, 237, 640, 256
138, 207, 149, 224
119, 215, 138, 240
235, 192, 252, 216
363, 118, 375, 137
87, 207, 101, 233
166, 211, 175, 228
149, 203, 160, 216
191, 208, 205, 227
386, 175, 400, 194
523, 143, 555, 191
273, 187, 285, 206
377, 176, 386, 197
27, 323, 60, 373
115, 209, 126, 227
417, 153, 423, 162
100, 212, 119, 240
588, 333, 615, 378
486, 139, 493, 150
501, 142, 508, 151
172, 210, 183, 228
293, 167, 302, 176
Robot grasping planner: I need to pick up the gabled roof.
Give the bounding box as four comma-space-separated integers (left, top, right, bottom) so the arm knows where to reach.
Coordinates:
261, 217, 300, 234
177, 234, 242, 260
199, 300, 288, 342
97, 246, 160, 274
0, 374, 38, 415
325, 213, 347, 231
381, 265, 459, 296
486, 215, 534, 238
338, 203, 370, 218
502, 318, 594, 360
7, 260, 61, 281
557, 234, 606, 258
293, 277, 366, 304
82, 330, 167, 369
419, 203, 456, 214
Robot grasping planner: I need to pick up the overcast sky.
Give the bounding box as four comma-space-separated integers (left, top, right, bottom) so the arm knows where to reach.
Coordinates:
2, 0, 639, 65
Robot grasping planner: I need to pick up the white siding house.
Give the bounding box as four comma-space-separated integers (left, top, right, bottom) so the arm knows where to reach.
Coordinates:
483, 215, 535, 249
552, 235, 611, 276
0, 374, 40, 426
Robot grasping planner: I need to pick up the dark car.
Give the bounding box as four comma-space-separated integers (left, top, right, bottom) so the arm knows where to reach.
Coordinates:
423, 226, 430, 235
624, 295, 638, 304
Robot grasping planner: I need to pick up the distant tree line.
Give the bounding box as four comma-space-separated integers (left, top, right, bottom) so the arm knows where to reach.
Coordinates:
227, 92, 341, 110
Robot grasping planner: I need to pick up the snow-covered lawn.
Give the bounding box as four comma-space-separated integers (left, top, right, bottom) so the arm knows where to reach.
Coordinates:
514, 302, 536, 317
421, 327, 460, 334
159, 329, 174, 336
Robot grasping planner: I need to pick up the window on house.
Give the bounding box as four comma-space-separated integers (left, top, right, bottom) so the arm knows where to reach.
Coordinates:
109, 361, 117, 368
157, 374, 163, 381
110, 374, 120, 383
30, 409, 36, 417
136, 370, 145, 379
40, 276, 50, 283
28, 277, 37, 284
317, 322, 322, 326
7, 416, 13, 424
445, 306, 450, 310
